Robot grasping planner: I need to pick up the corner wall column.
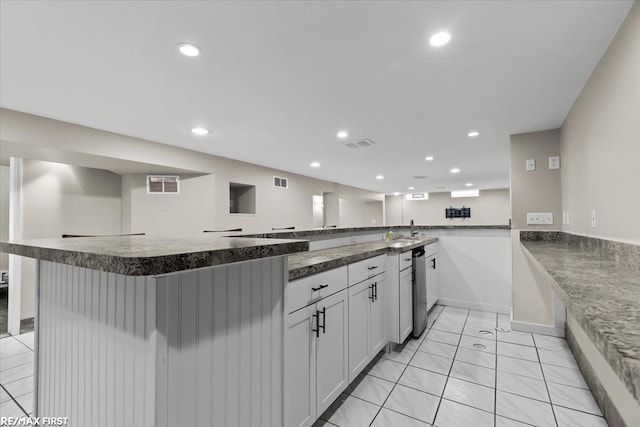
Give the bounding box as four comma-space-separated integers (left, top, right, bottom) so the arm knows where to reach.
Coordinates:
8, 156, 23, 335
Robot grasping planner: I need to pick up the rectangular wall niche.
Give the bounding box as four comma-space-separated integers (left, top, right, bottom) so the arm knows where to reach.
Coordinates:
229, 182, 256, 214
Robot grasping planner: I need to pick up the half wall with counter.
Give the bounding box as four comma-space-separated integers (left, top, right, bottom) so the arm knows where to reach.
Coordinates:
1, 235, 308, 427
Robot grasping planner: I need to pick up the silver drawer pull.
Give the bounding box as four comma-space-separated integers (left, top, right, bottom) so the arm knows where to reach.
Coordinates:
312, 284, 329, 292
367, 266, 379, 270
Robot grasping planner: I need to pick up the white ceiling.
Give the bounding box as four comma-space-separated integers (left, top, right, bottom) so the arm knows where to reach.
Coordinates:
0, 1, 632, 194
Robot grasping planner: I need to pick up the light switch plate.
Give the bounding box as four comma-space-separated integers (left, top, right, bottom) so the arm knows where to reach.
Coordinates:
591, 210, 597, 228
526, 159, 536, 171
549, 156, 560, 169
527, 212, 554, 225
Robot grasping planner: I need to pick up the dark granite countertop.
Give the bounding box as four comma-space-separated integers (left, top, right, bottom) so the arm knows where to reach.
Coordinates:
240, 224, 509, 239
288, 237, 437, 281
520, 232, 640, 403
1, 235, 309, 276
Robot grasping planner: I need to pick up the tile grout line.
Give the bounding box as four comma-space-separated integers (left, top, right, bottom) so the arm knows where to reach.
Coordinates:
0, 382, 29, 417
366, 305, 445, 426
533, 334, 560, 427
430, 307, 471, 425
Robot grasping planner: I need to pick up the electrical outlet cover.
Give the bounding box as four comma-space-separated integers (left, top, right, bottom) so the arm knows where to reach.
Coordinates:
526, 159, 536, 171
549, 156, 560, 169
591, 210, 597, 228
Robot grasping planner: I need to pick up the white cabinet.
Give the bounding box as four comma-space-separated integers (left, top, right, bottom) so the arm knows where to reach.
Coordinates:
287, 266, 348, 314
370, 275, 387, 355
426, 254, 438, 311
348, 272, 385, 383
385, 251, 414, 344
286, 254, 388, 427
348, 280, 371, 383
285, 287, 349, 427
399, 267, 413, 341
316, 290, 349, 415
348, 254, 386, 286
285, 304, 317, 427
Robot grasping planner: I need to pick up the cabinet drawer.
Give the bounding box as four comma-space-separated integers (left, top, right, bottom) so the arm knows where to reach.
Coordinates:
287, 266, 348, 314
424, 243, 437, 258
399, 253, 413, 271
348, 254, 386, 287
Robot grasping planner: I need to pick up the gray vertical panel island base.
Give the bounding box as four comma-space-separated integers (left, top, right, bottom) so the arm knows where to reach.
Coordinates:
1, 235, 309, 427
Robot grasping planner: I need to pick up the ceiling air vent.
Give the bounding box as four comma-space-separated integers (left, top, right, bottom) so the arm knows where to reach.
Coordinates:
342, 138, 376, 149
413, 175, 428, 180
273, 176, 288, 189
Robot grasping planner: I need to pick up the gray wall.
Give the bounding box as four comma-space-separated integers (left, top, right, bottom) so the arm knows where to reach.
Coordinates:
122, 174, 216, 236
19, 160, 122, 319
385, 189, 511, 226
561, 1, 640, 244
0, 166, 8, 272
509, 129, 563, 327
509, 2, 639, 328
510, 129, 562, 231
1, 109, 386, 234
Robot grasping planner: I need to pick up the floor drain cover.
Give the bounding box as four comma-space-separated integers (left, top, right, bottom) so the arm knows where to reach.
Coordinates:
473, 343, 487, 350
479, 330, 494, 335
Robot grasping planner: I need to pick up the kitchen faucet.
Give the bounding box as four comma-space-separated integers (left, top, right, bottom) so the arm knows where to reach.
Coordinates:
410, 219, 418, 237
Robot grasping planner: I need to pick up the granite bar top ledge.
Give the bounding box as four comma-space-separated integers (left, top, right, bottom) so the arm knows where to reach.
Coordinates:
288, 237, 437, 281
519, 231, 640, 404
1, 235, 309, 276
238, 224, 510, 239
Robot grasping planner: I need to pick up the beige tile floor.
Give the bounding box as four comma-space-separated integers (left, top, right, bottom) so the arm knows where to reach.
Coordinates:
0, 331, 34, 418
0, 307, 608, 426
316, 305, 608, 427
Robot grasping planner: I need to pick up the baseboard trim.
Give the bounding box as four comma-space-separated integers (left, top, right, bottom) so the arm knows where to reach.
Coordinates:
511, 320, 564, 337
436, 298, 511, 314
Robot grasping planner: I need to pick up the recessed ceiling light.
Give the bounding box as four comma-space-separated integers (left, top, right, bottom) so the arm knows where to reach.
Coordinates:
408, 186, 415, 190
393, 192, 400, 196
178, 43, 201, 57
310, 162, 321, 168
429, 32, 451, 47
450, 168, 461, 174
337, 130, 349, 139
467, 131, 480, 138
191, 127, 209, 135
376, 175, 384, 180
425, 156, 434, 161
465, 182, 473, 187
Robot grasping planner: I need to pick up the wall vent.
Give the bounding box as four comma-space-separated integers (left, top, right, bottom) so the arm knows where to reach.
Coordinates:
147, 175, 180, 194
405, 193, 429, 201
342, 138, 376, 149
273, 176, 288, 189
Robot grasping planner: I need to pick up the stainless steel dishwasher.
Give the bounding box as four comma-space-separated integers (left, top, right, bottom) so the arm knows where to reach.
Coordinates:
412, 246, 428, 338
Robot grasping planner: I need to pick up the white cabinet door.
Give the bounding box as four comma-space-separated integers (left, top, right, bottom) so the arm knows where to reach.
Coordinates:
285, 305, 317, 427
426, 255, 438, 311
348, 280, 372, 383
370, 275, 386, 355
399, 267, 413, 342
316, 289, 349, 415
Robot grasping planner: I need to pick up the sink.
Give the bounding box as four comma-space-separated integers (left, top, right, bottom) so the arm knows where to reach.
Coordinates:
389, 238, 421, 247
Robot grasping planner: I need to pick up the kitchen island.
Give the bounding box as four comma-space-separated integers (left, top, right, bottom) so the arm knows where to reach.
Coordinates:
1, 234, 308, 427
